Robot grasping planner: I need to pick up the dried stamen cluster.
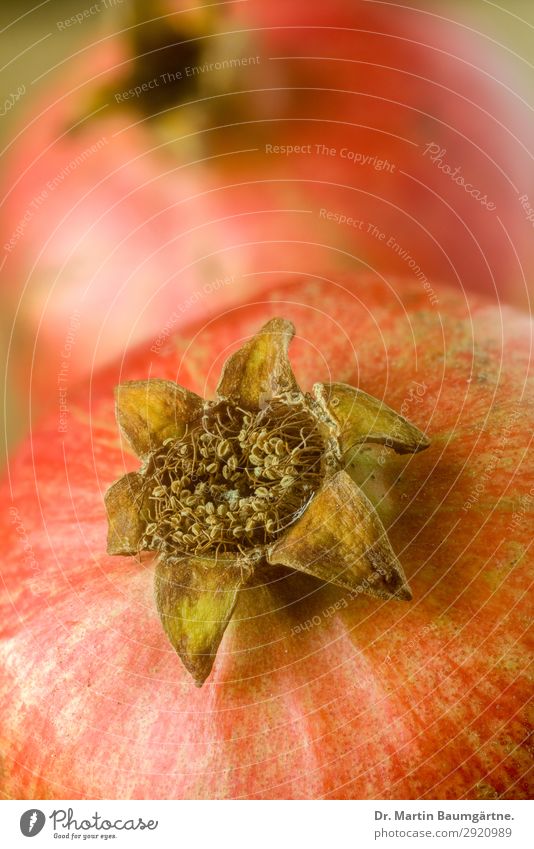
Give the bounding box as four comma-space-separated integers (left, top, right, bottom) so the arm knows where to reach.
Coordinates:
140, 396, 326, 557
106, 317, 430, 684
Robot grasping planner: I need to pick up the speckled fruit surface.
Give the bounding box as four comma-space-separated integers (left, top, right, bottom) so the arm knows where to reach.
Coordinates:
0, 275, 532, 799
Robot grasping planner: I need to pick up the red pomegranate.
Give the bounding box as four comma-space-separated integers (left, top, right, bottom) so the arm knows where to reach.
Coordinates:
2, 0, 533, 419
0, 275, 531, 799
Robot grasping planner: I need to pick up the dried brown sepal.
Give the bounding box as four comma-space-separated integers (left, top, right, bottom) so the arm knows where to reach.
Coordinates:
155, 555, 251, 686
116, 379, 204, 459
216, 318, 300, 410
105, 472, 146, 555
314, 382, 430, 456
268, 470, 412, 601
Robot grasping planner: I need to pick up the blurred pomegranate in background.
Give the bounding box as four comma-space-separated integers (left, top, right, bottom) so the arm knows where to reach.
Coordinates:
1, 0, 533, 423
216, 0, 533, 302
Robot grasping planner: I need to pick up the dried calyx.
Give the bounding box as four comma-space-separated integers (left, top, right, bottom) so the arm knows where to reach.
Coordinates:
81, 2, 250, 124
105, 318, 430, 685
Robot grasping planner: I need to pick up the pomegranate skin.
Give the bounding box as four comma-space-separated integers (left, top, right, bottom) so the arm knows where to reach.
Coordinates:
0, 275, 532, 800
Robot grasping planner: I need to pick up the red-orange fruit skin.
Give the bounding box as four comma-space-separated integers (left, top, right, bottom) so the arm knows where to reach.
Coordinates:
0, 276, 532, 799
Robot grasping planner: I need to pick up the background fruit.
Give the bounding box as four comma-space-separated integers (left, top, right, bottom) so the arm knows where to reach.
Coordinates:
0, 275, 531, 799
2, 0, 533, 427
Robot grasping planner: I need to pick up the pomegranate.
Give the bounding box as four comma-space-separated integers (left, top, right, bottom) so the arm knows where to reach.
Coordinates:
0, 275, 531, 799
2, 0, 533, 420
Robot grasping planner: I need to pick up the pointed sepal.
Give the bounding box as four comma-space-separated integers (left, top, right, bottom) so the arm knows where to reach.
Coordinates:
155, 555, 251, 686
115, 379, 204, 459
216, 318, 300, 410
105, 472, 146, 555
314, 382, 430, 455
268, 470, 411, 601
